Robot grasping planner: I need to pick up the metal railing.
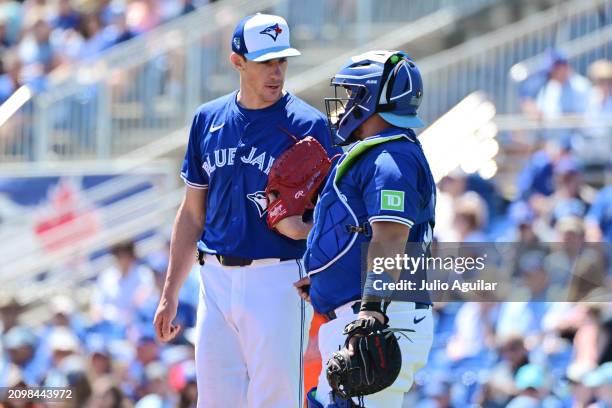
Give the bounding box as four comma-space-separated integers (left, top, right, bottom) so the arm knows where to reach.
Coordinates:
0, 163, 175, 280
0, 0, 505, 163
417, 0, 611, 125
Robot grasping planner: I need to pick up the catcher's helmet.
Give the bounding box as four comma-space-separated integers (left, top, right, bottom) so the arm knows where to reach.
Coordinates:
325, 50, 424, 146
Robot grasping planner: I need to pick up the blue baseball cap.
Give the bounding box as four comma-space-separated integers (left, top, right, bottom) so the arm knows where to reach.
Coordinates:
231, 14, 301, 62
515, 364, 545, 390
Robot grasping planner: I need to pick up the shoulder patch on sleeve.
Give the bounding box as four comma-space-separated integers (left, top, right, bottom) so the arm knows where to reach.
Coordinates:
380, 190, 405, 211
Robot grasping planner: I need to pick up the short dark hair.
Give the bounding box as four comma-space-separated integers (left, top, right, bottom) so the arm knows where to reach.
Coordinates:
110, 241, 136, 258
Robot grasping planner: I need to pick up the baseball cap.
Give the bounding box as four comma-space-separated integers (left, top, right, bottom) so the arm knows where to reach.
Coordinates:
515, 364, 545, 391
48, 327, 80, 353
4, 325, 38, 350
231, 14, 301, 62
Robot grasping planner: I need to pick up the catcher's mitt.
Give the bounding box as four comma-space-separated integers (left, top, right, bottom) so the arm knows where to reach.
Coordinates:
265, 135, 332, 229
326, 316, 402, 399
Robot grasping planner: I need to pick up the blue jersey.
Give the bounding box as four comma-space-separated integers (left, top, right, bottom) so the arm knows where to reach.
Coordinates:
181, 91, 340, 259
304, 128, 436, 314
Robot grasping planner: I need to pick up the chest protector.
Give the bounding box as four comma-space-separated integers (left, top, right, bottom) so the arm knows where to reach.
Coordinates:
305, 135, 411, 274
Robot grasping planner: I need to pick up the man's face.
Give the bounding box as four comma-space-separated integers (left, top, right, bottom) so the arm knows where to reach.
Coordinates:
238, 56, 287, 103
550, 62, 570, 83
8, 346, 33, 366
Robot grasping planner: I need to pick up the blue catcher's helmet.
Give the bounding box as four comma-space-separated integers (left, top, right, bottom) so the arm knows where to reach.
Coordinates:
324, 50, 424, 146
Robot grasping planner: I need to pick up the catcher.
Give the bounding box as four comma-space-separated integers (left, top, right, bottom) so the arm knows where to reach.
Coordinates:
273, 51, 436, 407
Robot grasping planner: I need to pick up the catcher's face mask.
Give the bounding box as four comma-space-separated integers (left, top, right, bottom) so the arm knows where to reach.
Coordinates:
324, 82, 369, 146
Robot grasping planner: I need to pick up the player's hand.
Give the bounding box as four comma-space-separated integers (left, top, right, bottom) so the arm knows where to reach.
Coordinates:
357, 310, 386, 324
294, 276, 311, 302
153, 294, 181, 343
346, 312, 386, 357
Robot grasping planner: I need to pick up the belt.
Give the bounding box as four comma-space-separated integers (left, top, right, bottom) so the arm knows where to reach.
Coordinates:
196, 249, 294, 267
214, 254, 295, 267
323, 301, 432, 321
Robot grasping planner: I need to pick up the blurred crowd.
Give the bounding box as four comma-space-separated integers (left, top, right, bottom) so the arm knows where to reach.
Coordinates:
0, 0, 216, 105
517, 52, 612, 165
0, 5, 610, 407
0, 240, 199, 407
410, 53, 612, 405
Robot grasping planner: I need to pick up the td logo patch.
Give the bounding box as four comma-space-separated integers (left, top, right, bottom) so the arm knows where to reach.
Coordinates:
380, 190, 405, 211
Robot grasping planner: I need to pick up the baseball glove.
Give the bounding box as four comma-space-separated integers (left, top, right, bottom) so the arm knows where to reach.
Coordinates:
265, 135, 332, 230
326, 316, 402, 399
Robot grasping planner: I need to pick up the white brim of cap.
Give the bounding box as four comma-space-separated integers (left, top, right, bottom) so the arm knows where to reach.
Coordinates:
244, 47, 301, 62
379, 112, 426, 129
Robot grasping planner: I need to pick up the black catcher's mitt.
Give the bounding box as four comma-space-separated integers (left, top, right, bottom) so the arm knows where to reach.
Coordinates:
326, 316, 402, 399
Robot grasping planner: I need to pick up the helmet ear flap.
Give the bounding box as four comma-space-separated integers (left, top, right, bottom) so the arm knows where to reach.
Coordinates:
351, 86, 366, 119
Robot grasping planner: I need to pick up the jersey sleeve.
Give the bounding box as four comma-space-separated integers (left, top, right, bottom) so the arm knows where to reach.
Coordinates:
359, 151, 423, 228
180, 112, 209, 189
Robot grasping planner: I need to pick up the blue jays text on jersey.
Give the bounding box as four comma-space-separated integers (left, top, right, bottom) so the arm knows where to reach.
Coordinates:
303, 128, 436, 314
181, 91, 340, 260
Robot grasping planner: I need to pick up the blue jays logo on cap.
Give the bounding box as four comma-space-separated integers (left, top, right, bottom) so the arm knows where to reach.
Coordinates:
259, 23, 283, 41
231, 14, 300, 62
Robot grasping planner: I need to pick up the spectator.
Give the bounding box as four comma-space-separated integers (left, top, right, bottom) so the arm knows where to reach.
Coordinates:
0, 50, 23, 104
43, 327, 82, 387
103, 9, 138, 47
446, 302, 497, 361
453, 191, 488, 242
0, 17, 11, 51
90, 241, 158, 330
19, 19, 59, 80
419, 374, 455, 408
0, 297, 24, 335
88, 376, 131, 408
488, 335, 530, 401
126, 0, 160, 34
0, 0, 22, 46
506, 364, 560, 408
587, 60, 612, 117
548, 158, 597, 226
527, 51, 591, 120
22, 0, 52, 29
544, 216, 606, 294
85, 335, 113, 381
50, 0, 81, 31
2, 325, 45, 385
78, 13, 112, 61
504, 202, 548, 277
135, 361, 177, 407
585, 186, 612, 243
516, 138, 574, 203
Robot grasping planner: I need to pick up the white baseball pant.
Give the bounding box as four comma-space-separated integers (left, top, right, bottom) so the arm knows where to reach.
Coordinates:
194, 255, 311, 408
314, 301, 434, 407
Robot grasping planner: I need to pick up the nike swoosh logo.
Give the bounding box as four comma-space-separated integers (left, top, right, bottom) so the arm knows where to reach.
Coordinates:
210, 123, 225, 132
413, 316, 426, 324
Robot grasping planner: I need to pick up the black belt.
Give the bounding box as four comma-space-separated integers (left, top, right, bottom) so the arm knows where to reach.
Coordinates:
196, 249, 294, 267
215, 254, 295, 267
323, 301, 431, 321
